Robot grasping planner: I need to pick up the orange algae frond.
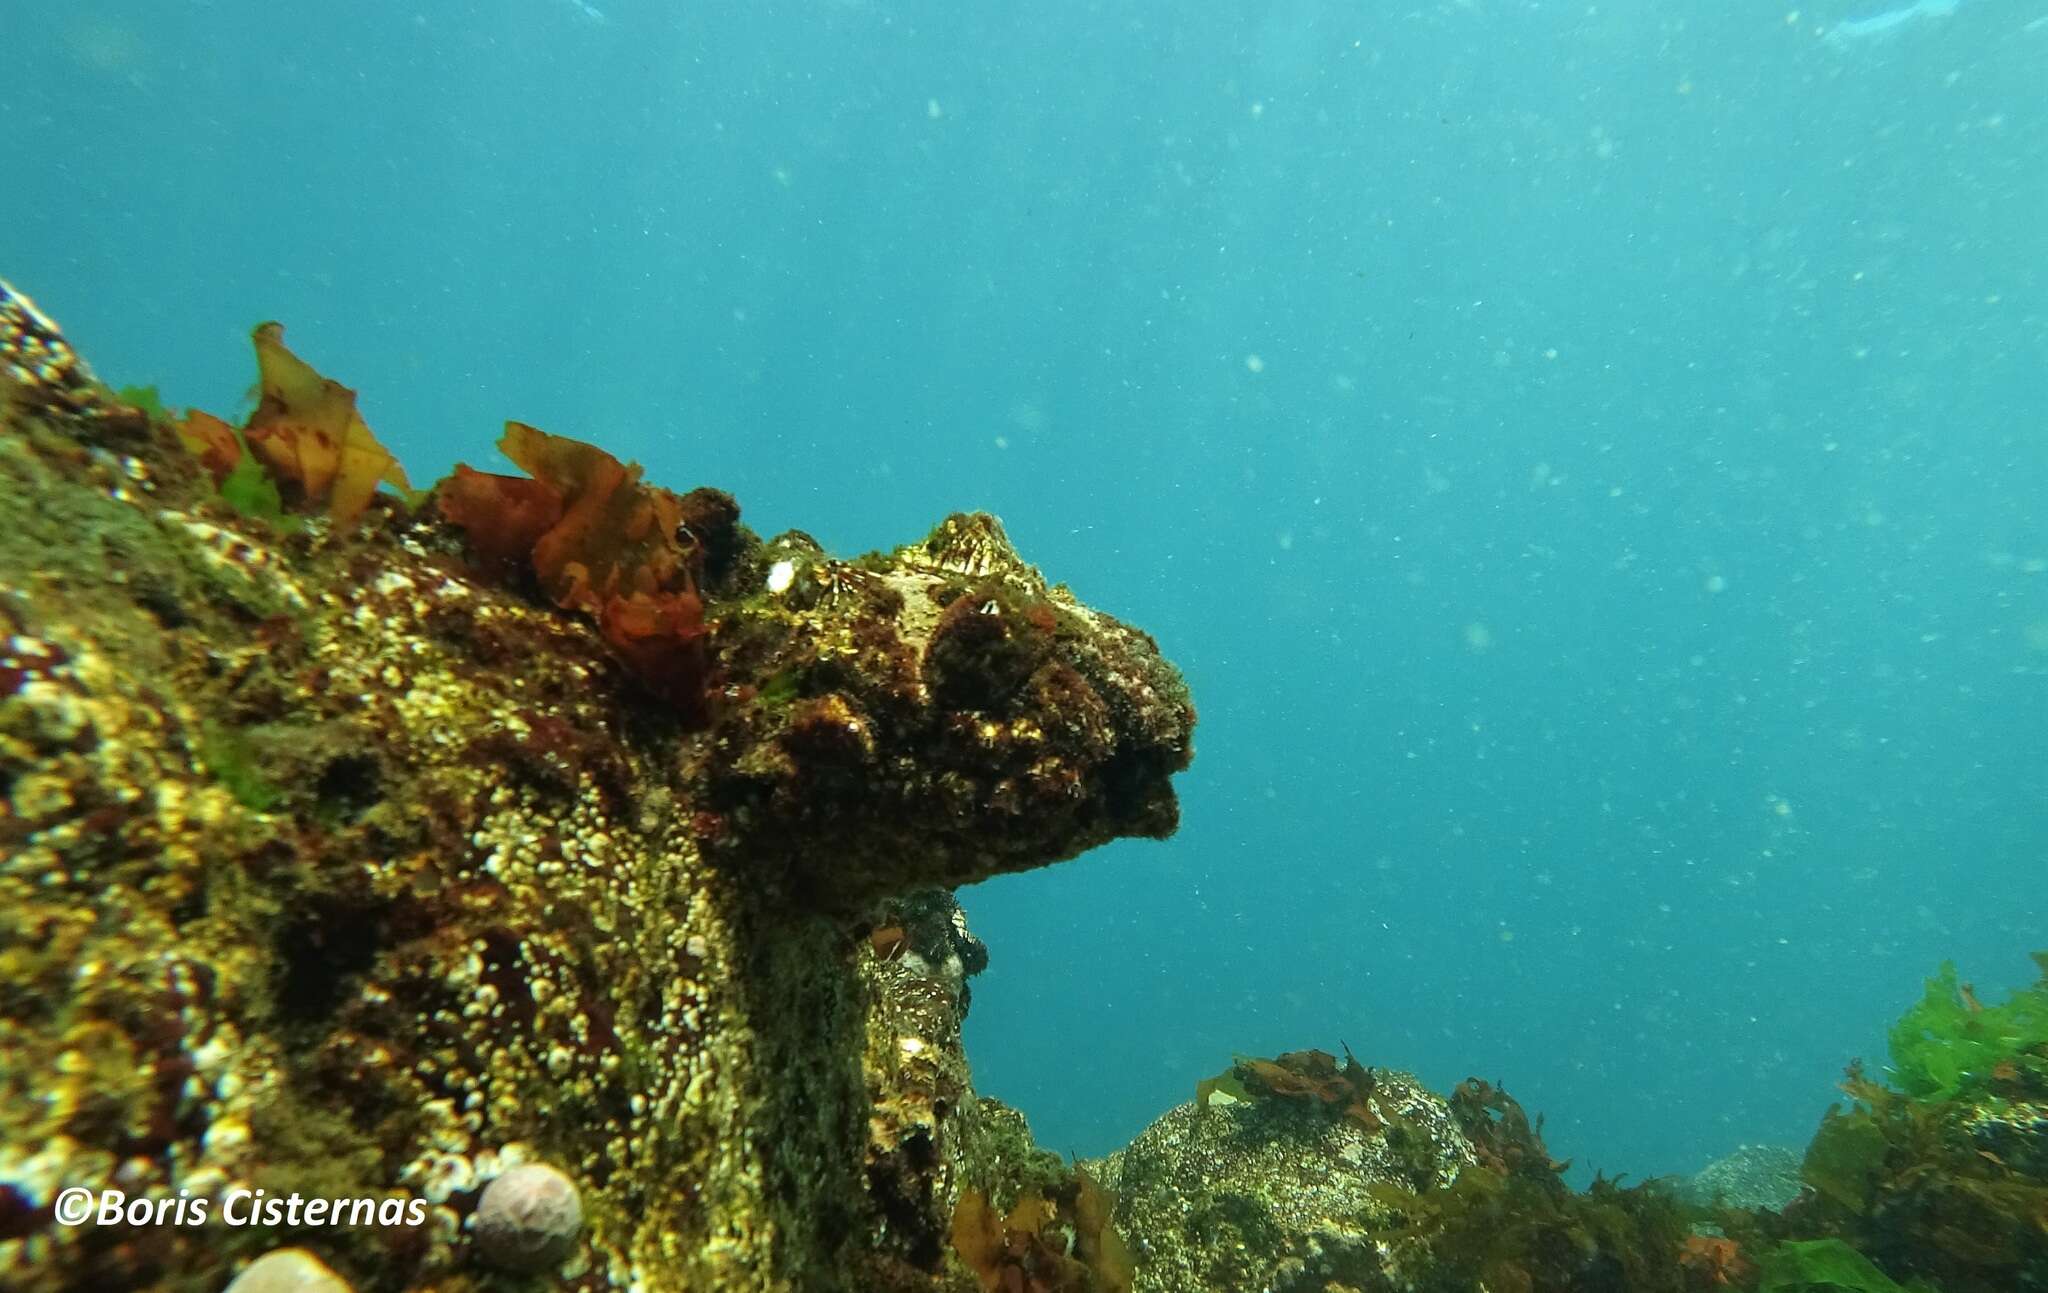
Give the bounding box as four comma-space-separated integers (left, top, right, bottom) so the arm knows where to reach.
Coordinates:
1678, 1235, 1755, 1287
242, 321, 414, 525
597, 590, 710, 722
1070, 1168, 1135, 1290
436, 464, 565, 574
497, 420, 693, 613
949, 1169, 1132, 1293
173, 408, 243, 484
949, 1188, 1007, 1286
437, 421, 713, 720
1198, 1046, 1381, 1133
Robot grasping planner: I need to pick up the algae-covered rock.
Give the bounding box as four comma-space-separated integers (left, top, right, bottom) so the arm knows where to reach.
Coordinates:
0, 279, 1193, 1293
1092, 1068, 1476, 1292
1094, 1061, 1706, 1293
1787, 1054, 2048, 1292
943, 1098, 1133, 1293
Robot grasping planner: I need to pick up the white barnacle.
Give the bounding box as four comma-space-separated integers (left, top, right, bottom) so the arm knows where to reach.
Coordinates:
0, 1136, 82, 1205
189, 1034, 236, 1076
766, 559, 797, 595
202, 1116, 252, 1156
412, 1151, 478, 1203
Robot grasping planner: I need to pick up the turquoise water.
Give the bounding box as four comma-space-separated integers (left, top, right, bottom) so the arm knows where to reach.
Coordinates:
8, 0, 2044, 1183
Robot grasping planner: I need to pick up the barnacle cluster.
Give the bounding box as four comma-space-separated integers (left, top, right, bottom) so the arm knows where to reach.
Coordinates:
0, 279, 105, 426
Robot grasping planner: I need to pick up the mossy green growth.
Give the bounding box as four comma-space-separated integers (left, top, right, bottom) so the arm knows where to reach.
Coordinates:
1886, 954, 2048, 1101
197, 723, 284, 812
217, 450, 299, 531
115, 384, 171, 421
122, 382, 301, 530
1758, 1238, 1937, 1292
756, 667, 802, 708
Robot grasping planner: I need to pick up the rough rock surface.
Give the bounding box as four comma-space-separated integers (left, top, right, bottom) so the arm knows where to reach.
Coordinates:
1091, 1069, 1477, 1293
0, 281, 1193, 1292
1681, 1143, 1803, 1213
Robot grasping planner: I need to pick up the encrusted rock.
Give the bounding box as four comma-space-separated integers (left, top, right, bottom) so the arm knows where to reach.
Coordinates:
1963, 1098, 2048, 1178
0, 279, 106, 428
1093, 1068, 1476, 1293
0, 283, 1194, 1293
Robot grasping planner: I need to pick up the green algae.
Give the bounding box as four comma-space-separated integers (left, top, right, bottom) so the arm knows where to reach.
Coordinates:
115, 384, 171, 420
197, 721, 284, 811
756, 666, 802, 708
115, 381, 301, 530
1759, 1238, 1937, 1292
1790, 1008, 2048, 1292
1887, 954, 2048, 1102
218, 449, 297, 529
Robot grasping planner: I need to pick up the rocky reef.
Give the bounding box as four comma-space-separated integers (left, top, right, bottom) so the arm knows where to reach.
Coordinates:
7, 278, 2044, 1293
0, 280, 1193, 1292
1095, 1059, 1477, 1291
1096, 1053, 1710, 1293
1747, 957, 2048, 1293
1084, 961, 2048, 1293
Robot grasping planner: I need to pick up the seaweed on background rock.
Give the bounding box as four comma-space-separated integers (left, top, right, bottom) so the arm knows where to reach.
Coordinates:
1099, 1047, 1709, 1292
1886, 954, 2048, 1103
1113, 956, 2048, 1293
1357, 1077, 1697, 1293
1196, 1046, 1383, 1134
1678, 953, 2048, 1293
949, 1165, 1134, 1293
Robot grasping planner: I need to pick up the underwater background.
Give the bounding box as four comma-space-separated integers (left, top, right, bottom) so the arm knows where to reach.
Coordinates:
6, 0, 2044, 1183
